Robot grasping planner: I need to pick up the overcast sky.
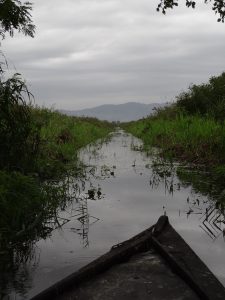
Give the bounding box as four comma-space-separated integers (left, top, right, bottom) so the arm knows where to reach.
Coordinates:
1, 0, 225, 110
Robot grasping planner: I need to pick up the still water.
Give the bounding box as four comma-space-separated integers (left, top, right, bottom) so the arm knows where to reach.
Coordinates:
5, 130, 225, 299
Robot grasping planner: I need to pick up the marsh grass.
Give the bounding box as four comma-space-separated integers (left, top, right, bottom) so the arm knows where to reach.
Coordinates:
32, 108, 114, 178
126, 115, 225, 167
124, 72, 225, 182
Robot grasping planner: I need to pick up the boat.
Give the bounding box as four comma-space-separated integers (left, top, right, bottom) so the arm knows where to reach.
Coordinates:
31, 216, 225, 300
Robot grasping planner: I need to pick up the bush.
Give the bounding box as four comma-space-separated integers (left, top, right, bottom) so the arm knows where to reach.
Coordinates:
176, 72, 225, 121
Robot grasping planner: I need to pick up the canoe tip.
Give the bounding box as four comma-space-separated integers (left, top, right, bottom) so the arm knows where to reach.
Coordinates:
153, 215, 169, 236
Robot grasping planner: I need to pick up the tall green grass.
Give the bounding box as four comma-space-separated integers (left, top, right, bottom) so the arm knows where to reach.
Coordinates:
126, 114, 225, 166
124, 72, 225, 178
32, 108, 113, 178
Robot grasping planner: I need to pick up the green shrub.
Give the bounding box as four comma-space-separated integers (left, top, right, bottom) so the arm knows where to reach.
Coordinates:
176, 72, 225, 121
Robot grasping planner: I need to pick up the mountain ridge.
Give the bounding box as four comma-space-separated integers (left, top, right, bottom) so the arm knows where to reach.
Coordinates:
60, 102, 164, 122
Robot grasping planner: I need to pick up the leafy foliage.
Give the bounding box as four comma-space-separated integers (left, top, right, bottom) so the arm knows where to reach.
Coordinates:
0, 0, 35, 39
157, 0, 225, 22
176, 72, 225, 121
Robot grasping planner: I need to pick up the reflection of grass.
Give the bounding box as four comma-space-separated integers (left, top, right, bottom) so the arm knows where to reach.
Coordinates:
177, 166, 225, 204
0, 170, 72, 252
0, 170, 72, 298
148, 158, 177, 195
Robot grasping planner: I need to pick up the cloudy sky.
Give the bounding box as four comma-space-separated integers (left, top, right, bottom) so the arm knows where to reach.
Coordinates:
1, 0, 225, 110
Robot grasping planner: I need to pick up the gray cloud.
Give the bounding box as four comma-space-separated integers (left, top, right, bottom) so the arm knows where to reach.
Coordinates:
1, 0, 225, 109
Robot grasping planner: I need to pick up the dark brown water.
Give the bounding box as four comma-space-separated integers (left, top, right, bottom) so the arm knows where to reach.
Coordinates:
4, 130, 225, 299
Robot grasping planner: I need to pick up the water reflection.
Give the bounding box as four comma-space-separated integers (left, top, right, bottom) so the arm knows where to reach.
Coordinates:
3, 129, 225, 299
1, 153, 116, 299
142, 152, 225, 244
0, 244, 38, 300
148, 160, 177, 195
56, 164, 116, 248
70, 196, 99, 248
144, 156, 225, 242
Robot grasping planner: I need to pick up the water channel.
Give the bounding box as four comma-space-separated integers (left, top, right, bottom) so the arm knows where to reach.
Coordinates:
4, 130, 225, 299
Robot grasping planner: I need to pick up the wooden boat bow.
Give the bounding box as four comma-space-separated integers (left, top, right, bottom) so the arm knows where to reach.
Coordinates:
31, 216, 225, 300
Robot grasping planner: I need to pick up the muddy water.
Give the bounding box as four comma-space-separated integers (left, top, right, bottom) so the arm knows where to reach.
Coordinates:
6, 130, 225, 299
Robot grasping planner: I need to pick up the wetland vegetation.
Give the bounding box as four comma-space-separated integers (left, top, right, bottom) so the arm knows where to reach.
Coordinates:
123, 72, 225, 190
0, 97, 114, 298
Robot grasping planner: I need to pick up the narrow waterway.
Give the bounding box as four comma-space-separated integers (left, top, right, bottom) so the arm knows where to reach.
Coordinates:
5, 130, 225, 299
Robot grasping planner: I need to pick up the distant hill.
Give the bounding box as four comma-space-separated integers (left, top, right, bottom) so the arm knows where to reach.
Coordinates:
60, 102, 164, 122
